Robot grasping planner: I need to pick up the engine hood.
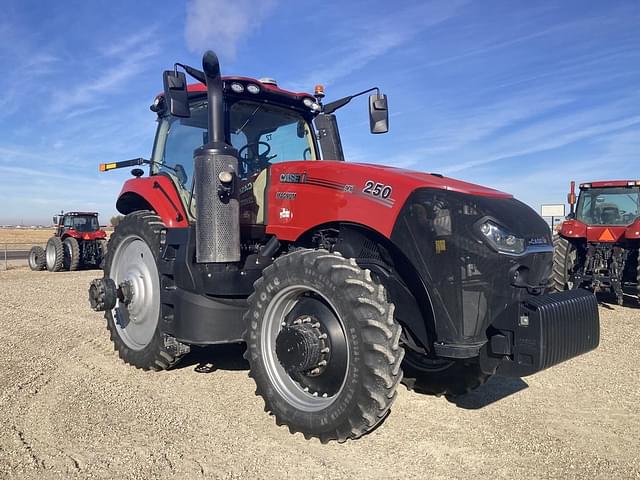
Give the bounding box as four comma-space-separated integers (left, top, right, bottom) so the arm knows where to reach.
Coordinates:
348, 162, 512, 199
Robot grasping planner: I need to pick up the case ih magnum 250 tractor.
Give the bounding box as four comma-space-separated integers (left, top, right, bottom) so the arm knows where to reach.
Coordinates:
552, 180, 640, 305
29, 211, 107, 272
89, 51, 599, 442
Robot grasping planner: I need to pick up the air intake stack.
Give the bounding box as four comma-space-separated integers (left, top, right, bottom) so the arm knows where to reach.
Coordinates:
193, 50, 240, 263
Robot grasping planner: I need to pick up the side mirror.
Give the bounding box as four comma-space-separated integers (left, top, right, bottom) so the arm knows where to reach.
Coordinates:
369, 93, 389, 134
566, 212, 576, 220
162, 70, 190, 118
52, 216, 58, 225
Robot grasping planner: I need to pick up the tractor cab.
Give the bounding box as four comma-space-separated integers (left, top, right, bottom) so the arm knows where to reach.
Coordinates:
574, 183, 640, 227
149, 80, 321, 224
54, 211, 101, 236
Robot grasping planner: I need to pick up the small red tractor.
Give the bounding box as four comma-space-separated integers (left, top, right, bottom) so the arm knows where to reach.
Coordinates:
552, 180, 640, 305
29, 211, 107, 272
89, 51, 599, 442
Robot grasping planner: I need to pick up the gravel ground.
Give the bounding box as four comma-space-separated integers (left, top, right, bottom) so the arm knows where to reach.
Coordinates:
0, 268, 638, 479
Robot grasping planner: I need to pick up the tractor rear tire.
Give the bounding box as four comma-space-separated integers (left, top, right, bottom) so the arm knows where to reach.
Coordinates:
97, 238, 108, 269
551, 235, 576, 292
103, 211, 180, 371
401, 351, 490, 397
244, 248, 404, 443
45, 236, 64, 272
63, 237, 80, 271
28, 246, 46, 271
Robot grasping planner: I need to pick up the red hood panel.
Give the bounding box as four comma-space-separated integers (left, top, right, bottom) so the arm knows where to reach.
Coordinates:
266, 161, 512, 241
348, 162, 512, 199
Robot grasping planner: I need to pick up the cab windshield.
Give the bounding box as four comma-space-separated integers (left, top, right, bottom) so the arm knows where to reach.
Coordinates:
65, 215, 99, 232
152, 98, 317, 187
576, 187, 640, 225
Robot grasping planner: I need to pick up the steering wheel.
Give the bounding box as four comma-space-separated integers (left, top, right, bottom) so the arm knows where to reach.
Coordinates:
238, 141, 277, 162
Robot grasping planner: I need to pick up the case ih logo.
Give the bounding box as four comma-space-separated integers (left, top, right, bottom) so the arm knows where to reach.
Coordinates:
280, 173, 306, 184
528, 237, 549, 246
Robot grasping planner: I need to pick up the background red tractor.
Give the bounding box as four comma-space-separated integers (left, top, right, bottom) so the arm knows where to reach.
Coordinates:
552, 180, 640, 305
29, 211, 107, 272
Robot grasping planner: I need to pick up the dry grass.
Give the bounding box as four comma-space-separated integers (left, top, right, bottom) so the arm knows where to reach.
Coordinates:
0, 228, 113, 250
0, 228, 55, 248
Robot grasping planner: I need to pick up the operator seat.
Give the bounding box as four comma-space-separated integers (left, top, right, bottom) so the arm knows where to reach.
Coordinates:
599, 204, 620, 224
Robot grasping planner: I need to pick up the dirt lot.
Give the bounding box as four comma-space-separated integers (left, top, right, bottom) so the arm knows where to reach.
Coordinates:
0, 268, 638, 479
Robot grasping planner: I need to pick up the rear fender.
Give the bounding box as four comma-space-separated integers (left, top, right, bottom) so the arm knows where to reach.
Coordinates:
116, 176, 189, 228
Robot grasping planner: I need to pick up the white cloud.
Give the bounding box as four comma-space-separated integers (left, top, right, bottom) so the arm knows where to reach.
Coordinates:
291, 0, 467, 89
184, 0, 277, 58
49, 27, 160, 113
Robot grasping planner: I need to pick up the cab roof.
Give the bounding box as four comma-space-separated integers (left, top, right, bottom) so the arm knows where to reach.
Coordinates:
185, 77, 314, 100
580, 180, 640, 188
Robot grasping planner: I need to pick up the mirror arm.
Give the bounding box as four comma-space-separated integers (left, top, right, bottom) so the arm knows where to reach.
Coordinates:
175, 63, 206, 85
323, 87, 381, 114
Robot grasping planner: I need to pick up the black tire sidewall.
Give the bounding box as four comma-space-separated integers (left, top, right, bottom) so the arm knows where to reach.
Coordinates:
246, 250, 402, 439
63, 237, 80, 271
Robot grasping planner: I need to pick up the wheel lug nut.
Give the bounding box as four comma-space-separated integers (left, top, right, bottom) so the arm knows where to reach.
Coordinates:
293, 319, 302, 325
310, 368, 321, 375
311, 322, 320, 328
312, 392, 318, 397
319, 333, 327, 339
318, 360, 327, 366
321, 347, 330, 353
303, 387, 309, 392
322, 393, 328, 398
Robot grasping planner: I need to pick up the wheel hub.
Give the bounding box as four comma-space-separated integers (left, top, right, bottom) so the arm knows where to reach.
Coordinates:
275, 318, 328, 374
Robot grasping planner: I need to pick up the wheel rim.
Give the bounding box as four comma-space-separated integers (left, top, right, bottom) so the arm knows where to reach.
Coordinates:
29, 250, 38, 269
45, 242, 56, 270
261, 285, 349, 412
110, 235, 160, 351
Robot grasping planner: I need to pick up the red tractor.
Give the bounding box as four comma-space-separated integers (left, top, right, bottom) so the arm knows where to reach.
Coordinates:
552, 180, 640, 305
29, 211, 107, 272
89, 51, 599, 442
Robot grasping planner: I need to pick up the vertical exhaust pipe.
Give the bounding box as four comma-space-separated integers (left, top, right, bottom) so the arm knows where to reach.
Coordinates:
194, 50, 240, 263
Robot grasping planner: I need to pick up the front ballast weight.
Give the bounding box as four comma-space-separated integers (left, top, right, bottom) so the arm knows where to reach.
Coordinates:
89, 277, 133, 312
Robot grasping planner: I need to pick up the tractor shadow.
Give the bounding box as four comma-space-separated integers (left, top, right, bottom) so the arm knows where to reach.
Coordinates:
596, 289, 639, 310
444, 376, 529, 410
172, 343, 249, 373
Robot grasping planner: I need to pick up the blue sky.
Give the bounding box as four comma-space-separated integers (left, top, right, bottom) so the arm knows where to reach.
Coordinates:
0, 0, 638, 224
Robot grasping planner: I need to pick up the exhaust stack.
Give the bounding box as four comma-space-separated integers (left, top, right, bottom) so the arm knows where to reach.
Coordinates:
194, 50, 240, 263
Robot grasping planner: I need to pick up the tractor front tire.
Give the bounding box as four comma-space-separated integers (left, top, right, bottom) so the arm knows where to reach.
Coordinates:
45, 237, 64, 272
28, 246, 46, 271
401, 351, 490, 397
103, 211, 180, 371
244, 249, 404, 443
63, 237, 80, 271
551, 235, 577, 292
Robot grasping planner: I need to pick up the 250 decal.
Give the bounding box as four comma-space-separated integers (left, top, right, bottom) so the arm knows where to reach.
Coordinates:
363, 181, 392, 199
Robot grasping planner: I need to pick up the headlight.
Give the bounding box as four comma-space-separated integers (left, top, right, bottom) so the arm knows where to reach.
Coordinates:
479, 220, 525, 255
